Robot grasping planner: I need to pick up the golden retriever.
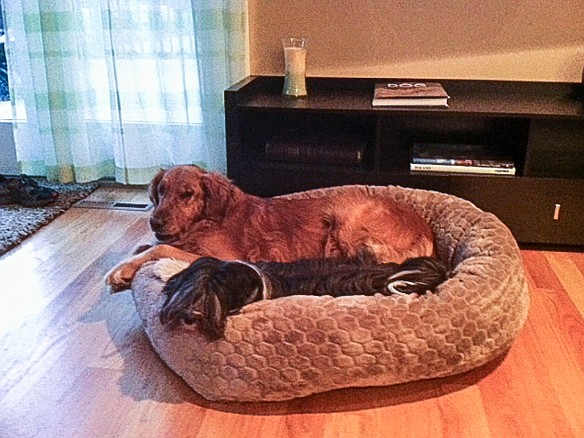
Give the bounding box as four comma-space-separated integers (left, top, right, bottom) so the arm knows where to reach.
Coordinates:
106, 165, 434, 291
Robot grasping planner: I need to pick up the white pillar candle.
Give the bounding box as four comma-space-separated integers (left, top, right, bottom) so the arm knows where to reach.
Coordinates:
282, 38, 307, 97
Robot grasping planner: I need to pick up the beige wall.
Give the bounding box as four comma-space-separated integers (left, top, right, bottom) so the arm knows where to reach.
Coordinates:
249, 0, 584, 82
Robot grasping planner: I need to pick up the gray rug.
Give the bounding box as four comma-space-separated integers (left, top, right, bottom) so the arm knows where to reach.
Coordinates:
0, 180, 98, 256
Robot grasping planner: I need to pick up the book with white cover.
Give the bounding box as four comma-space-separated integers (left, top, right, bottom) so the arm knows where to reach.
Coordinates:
372, 82, 450, 107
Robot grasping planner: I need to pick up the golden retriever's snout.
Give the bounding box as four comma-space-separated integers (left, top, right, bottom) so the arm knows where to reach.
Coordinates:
150, 216, 164, 233
150, 216, 176, 242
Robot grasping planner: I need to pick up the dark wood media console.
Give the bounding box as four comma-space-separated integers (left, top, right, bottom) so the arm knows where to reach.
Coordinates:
225, 76, 584, 246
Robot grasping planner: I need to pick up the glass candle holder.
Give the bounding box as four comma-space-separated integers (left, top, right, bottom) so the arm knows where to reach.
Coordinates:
282, 38, 307, 98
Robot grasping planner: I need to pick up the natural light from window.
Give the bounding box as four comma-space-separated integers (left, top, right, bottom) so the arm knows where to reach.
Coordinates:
80, 5, 203, 125
0, 5, 203, 125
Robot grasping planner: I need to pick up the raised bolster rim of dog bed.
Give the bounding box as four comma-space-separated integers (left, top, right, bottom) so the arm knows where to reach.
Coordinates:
130, 185, 530, 402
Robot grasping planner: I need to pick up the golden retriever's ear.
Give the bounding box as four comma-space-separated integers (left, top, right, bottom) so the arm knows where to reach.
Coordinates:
201, 172, 232, 221
149, 169, 166, 205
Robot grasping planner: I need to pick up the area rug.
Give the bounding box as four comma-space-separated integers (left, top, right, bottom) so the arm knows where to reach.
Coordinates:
0, 180, 98, 257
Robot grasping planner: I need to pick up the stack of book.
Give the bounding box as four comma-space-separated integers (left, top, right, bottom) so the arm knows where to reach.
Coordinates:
265, 131, 365, 167
410, 143, 516, 175
372, 82, 450, 107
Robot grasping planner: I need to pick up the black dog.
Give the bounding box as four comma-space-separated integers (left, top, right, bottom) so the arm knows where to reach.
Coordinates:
159, 255, 449, 340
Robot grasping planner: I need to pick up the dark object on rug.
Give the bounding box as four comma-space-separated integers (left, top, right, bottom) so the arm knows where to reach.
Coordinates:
0, 175, 10, 205
0, 179, 98, 256
0, 174, 59, 207
160, 255, 449, 340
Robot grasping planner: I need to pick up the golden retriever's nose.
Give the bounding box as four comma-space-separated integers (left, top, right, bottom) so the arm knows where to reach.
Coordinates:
150, 216, 164, 232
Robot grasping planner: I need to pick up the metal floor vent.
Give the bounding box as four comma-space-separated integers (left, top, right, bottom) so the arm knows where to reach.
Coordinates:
74, 199, 152, 212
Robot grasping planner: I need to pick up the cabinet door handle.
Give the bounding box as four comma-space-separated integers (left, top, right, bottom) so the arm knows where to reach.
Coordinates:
553, 204, 561, 220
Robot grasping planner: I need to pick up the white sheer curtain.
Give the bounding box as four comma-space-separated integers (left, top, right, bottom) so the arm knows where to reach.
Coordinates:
3, 0, 248, 183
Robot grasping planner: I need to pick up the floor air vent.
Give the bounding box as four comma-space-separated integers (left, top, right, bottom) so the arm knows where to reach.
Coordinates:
74, 199, 152, 212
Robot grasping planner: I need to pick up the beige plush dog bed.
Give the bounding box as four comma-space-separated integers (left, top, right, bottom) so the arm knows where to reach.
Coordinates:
131, 185, 530, 402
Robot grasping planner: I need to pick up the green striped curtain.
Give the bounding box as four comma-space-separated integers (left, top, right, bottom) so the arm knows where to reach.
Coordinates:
3, 0, 248, 183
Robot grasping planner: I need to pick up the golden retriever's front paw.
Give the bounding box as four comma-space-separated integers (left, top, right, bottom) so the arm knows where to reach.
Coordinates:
106, 262, 139, 293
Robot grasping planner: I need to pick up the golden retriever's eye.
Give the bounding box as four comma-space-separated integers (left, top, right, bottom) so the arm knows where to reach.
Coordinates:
181, 191, 194, 200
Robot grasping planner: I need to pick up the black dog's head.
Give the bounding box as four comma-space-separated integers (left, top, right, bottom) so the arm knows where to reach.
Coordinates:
159, 257, 264, 340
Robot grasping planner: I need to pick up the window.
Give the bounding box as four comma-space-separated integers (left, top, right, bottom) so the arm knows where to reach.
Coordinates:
80, 5, 203, 125
0, 5, 11, 120
0, 4, 203, 125
0, 6, 7, 102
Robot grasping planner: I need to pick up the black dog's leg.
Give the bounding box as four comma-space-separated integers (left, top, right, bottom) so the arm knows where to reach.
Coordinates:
258, 256, 448, 298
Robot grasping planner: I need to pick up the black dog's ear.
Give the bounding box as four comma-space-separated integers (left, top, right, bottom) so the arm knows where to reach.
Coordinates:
201, 290, 227, 341
222, 262, 265, 309
149, 169, 166, 205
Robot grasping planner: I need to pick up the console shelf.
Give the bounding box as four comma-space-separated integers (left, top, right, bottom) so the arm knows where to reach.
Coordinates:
225, 76, 584, 246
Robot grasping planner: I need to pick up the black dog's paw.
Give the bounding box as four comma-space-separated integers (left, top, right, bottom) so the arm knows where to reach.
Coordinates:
386, 257, 449, 295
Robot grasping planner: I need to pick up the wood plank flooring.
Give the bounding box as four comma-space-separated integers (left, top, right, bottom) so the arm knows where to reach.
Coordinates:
1, 186, 583, 438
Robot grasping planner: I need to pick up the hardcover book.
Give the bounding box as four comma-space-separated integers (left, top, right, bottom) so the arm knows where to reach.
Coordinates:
265, 133, 365, 166
372, 82, 450, 107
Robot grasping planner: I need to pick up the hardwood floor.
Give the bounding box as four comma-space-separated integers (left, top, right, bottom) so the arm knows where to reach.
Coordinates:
1, 186, 583, 438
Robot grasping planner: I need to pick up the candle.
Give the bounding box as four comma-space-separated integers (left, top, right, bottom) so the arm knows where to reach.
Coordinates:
282, 38, 307, 97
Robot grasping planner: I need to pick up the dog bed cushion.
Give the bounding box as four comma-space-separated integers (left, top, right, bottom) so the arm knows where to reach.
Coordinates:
131, 185, 530, 402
